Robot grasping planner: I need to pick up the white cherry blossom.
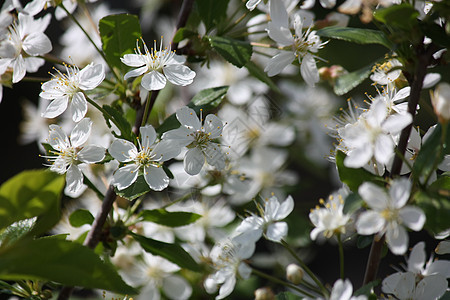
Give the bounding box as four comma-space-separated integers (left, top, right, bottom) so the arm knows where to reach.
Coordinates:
109, 125, 180, 191
121, 37, 196, 91
40, 62, 105, 122
356, 179, 425, 255
162, 106, 226, 175
43, 118, 105, 194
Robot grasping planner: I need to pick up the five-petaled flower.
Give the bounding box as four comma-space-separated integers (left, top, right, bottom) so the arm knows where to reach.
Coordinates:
109, 125, 179, 191
40, 62, 105, 122
121, 37, 196, 91
43, 118, 105, 194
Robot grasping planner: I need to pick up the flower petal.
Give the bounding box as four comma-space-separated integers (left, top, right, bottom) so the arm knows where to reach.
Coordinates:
70, 118, 92, 147
41, 96, 69, 119
12, 55, 26, 83
143, 164, 169, 191
382, 113, 412, 134
70, 92, 88, 122
358, 182, 389, 210
164, 64, 196, 86
266, 222, 288, 242
399, 206, 425, 231
344, 144, 373, 168
386, 224, 408, 255
415, 275, 448, 300
300, 53, 319, 87
330, 279, 353, 300
22, 32, 52, 56
113, 164, 139, 190
264, 51, 295, 77
141, 70, 166, 91
275, 195, 294, 220
374, 134, 394, 165
184, 147, 204, 175
66, 164, 84, 194
162, 275, 192, 300
356, 211, 385, 235
151, 139, 181, 162
121, 54, 146, 67
389, 178, 411, 209
78, 145, 105, 163
109, 139, 137, 162
407, 242, 425, 274
124, 65, 148, 80
204, 114, 223, 138
79, 63, 105, 90
140, 125, 157, 150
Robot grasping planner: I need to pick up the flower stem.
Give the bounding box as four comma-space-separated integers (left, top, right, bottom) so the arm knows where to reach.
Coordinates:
337, 233, 345, 280
60, 3, 121, 82
84, 94, 122, 132
281, 240, 329, 297
141, 91, 153, 128
251, 268, 317, 298
82, 172, 105, 200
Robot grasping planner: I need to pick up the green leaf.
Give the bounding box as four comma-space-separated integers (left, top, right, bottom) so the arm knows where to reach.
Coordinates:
130, 233, 200, 272
0, 219, 36, 248
115, 175, 150, 201
334, 63, 373, 95
357, 235, 373, 249
69, 209, 95, 228
414, 190, 450, 234
102, 104, 135, 142
354, 280, 380, 296
173, 28, 197, 43
0, 170, 65, 231
245, 61, 281, 93
157, 86, 228, 134
140, 209, 201, 227
196, 0, 230, 31
316, 27, 392, 49
374, 4, 419, 30
0, 237, 136, 294
413, 123, 450, 181
276, 291, 302, 300
209, 36, 252, 68
335, 151, 384, 192
420, 22, 450, 47
343, 193, 363, 214
99, 14, 142, 75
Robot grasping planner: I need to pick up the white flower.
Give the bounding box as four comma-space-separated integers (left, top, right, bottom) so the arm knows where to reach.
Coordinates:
265, 0, 326, 86
436, 240, 450, 255
121, 38, 195, 91
339, 99, 412, 168
370, 59, 402, 85
162, 106, 226, 175
40, 62, 105, 122
109, 125, 179, 191
0, 13, 52, 83
431, 82, 450, 123
43, 118, 105, 194
305, 279, 367, 300
356, 179, 425, 255
382, 242, 450, 300
235, 195, 294, 243
205, 238, 255, 299
309, 186, 352, 240
246, 0, 262, 10
301, 0, 336, 9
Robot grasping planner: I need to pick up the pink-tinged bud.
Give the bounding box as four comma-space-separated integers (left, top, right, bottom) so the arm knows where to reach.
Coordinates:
255, 287, 275, 300
431, 82, 450, 124
286, 263, 304, 284
319, 65, 347, 82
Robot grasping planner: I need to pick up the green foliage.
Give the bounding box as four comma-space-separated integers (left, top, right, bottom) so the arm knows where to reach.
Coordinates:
195, 0, 230, 31
354, 280, 380, 297
173, 28, 197, 43
343, 193, 363, 214
357, 235, 373, 249
114, 175, 150, 201
99, 14, 142, 75
335, 151, 384, 192
0, 237, 136, 294
413, 123, 449, 182
374, 4, 419, 31
139, 209, 202, 227
0, 219, 36, 248
333, 63, 373, 95
0, 170, 65, 232
415, 189, 450, 235
276, 291, 302, 300
157, 86, 228, 134
316, 27, 392, 49
209, 36, 253, 68
245, 61, 281, 93
102, 104, 136, 142
69, 209, 95, 228
130, 233, 201, 272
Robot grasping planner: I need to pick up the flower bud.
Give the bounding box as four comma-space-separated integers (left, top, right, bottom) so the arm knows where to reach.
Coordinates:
254, 287, 275, 300
286, 263, 304, 284
431, 82, 450, 124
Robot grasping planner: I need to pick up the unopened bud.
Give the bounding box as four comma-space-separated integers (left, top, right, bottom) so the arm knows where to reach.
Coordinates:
286, 263, 304, 284
431, 82, 450, 124
254, 287, 275, 300
319, 65, 347, 83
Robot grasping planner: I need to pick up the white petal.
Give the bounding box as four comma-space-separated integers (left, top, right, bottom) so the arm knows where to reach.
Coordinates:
427, 260, 450, 278
204, 144, 226, 170
141, 70, 167, 91
275, 195, 294, 220
358, 182, 389, 210
330, 279, 353, 300
246, 0, 261, 10
436, 240, 450, 255
164, 64, 196, 86
301, 0, 315, 9
12, 55, 26, 83
109, 139, 137, 162
374, 134, 394, 165
389, 178, 411, 209
162, 275, 192, 300
24, 57, 45, 72
144, 164, 169, 191
266, 222, 288, 242
382, 113, 412, 134
320, 0, 336, 8
70, 92, 88, 122
151, 139, 181, 162
41, 96, 69, 119
184, 147, 204, 175
123, 65, 148, 80
344, 144, 373, 168
392, 87, 410, 102
176, 106, 201, 130
113, 164, 139, 190
269, 0, 289, 29
70, 118, 91, 147
79, 63, 105, 90
264, 51, 295, 77
66, 164, 84, 194
267, 22, 294, 46
22, 32, 52, 56
399, 206, 425, 231
387, 272, 415, 299
386, 224, 408, 255
78, 145, 105, 163
300, 53, 319, 87
356, 211, 385, 235
415, 275, 448, 300
382, 272, 403, 295
121, 54, 146, 67
422, 73, 441, 89
161, 127, 194, 147
217, 276, 236, 300
140, 125, 157, 150
204, 114, 223, 138
48, 124, 69, 151
407, 242, 425, 274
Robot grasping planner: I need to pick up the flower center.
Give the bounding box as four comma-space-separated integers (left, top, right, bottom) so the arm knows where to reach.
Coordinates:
135, 149, 153, 166
188, 131, 212, 149
381, 208, 398, 222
